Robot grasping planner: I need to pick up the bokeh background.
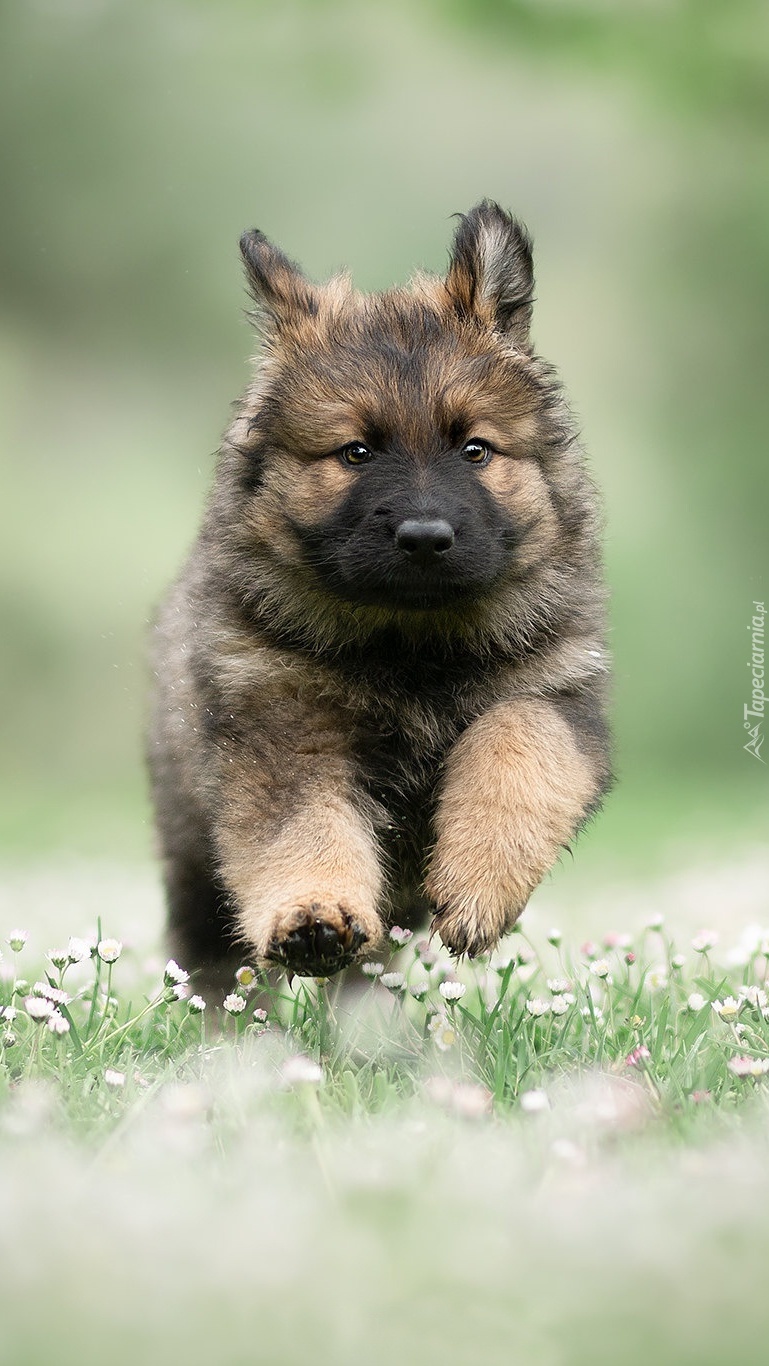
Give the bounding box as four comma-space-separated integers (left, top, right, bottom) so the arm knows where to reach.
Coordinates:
2, 0, 767, 888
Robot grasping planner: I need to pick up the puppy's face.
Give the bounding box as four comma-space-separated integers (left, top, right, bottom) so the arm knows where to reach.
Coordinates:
232, 204, 566, 621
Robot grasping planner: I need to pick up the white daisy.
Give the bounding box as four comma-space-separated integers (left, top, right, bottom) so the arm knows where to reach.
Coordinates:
738, 985, 768, 1011
163, 959, 189, 986
222, 993, 246, 1014
25, 996, 54, 1021
380, 972, 406, 992
439, 981, 466, 1002
67, 937, 92, 964
691, 929, 719, 954
525, 998, 551, 1017
360, 961, 385, 977
47, 1010, 70, 1035
427, 1012, 456, 1051
646, 965, 669, 992
712, 997, 741, 1020
97, 939, 123, 964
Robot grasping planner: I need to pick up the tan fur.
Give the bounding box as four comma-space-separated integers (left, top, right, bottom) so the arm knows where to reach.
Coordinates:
480, 456, 560, 570
426, 699, 601, 956
216, 783, 385, 962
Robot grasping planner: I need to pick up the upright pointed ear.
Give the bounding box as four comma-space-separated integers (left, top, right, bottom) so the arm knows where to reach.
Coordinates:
239, 229, 318, 333
445, 201, 534, 347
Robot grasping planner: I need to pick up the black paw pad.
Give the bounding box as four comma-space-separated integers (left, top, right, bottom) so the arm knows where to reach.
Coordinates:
268, 914, 367, 977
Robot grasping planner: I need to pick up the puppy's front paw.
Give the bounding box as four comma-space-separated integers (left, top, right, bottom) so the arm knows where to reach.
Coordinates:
429, 894, 521, 959
425, 853, 526, 959
265, 899, 383, 977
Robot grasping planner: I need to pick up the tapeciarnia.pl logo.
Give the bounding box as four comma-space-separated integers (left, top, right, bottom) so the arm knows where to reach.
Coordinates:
744, 600, 766, 762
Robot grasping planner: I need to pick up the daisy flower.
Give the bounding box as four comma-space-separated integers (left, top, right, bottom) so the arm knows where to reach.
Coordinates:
222, 993, 246, 1015
691, 930, 719, 954
97, 939, 122, 964
439, 981, 466, 1002
380, 972, 406, 992
67, 937, 92, 964
712, 997, 741, 1021
525, 998, 550, 1017
25, 996, 54, 1022
389, 926, 413, 946
427, 1012, 456, 1051
728, 1056, 769, 1078
738, 985, 768, 1011
164, 959, 189, 986
646, 965, 668, 992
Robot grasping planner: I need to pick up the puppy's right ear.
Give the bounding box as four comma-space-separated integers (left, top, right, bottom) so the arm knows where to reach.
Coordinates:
239, 229, 318, 332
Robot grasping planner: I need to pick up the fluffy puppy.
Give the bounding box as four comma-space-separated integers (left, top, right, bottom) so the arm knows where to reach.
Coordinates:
147, 201, 612, 982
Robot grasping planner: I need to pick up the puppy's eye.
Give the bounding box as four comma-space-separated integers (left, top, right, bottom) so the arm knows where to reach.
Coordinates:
461, 439, 493, 466
339, 442, 374, 466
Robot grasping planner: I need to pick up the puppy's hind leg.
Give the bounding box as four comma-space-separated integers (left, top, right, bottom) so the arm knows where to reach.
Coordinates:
160, 843, 242, 996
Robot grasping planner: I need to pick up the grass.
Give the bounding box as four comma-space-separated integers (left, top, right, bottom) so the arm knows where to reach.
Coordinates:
5, 917, 769, 1127
4, 898, 769, 1364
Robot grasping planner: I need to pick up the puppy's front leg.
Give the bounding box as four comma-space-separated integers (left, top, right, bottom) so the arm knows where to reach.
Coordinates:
426, 697, 610, 957
214, 751, 385, 977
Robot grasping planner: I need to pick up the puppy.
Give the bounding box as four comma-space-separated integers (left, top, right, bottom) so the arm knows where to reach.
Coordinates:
147, 201, 612, 983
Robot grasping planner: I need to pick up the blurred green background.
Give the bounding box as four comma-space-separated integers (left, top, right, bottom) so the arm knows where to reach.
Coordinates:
1, 0, 767, 873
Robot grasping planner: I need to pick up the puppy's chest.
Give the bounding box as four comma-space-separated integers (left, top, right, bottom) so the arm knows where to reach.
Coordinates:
348, 670, 486, 805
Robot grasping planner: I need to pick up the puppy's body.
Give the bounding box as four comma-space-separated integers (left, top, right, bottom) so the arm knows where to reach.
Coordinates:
148, 203, 612, 982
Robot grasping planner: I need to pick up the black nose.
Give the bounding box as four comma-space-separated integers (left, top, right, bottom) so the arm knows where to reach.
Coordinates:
395, 519, 455, 559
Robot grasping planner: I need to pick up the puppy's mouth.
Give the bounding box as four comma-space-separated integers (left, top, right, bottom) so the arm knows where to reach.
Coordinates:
323, 564, 496, 611
297, 525, 516, 612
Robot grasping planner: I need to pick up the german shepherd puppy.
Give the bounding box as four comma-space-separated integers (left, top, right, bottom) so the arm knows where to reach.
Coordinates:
148, 201, 612, 984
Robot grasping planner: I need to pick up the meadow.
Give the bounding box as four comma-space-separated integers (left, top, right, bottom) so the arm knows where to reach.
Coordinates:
3, 853, 769, 1365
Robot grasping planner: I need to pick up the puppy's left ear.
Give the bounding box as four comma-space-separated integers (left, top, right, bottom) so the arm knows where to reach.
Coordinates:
446, 201, 534, 347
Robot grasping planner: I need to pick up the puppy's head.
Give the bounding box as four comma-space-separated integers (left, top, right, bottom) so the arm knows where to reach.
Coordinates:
223, 203, 592, 649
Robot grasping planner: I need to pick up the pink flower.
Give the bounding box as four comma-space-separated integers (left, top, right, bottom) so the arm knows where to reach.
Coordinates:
389, 926, 413, 946
728, 1055, 769, 1078
625, 1045, 651, 1068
